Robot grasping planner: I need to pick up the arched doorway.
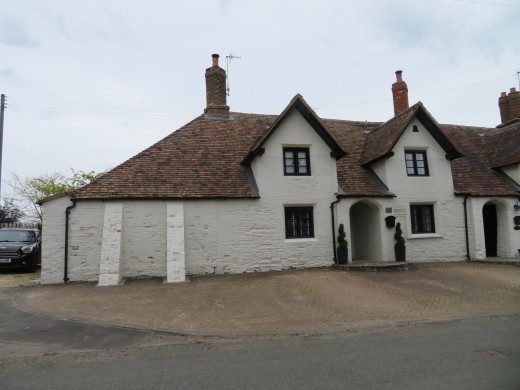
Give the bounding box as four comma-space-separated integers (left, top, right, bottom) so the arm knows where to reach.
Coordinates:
482, 199, 510, 258
349, 201, 382, 261
482, 203, 497, 257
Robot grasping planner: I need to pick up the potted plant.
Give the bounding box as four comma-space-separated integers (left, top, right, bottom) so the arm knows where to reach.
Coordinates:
394, 222, 406, 261
337, 224, 348, 265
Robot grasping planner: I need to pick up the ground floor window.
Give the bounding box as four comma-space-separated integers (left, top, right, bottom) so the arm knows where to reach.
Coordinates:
410, 204, 435, 233
285, 207, 314, 239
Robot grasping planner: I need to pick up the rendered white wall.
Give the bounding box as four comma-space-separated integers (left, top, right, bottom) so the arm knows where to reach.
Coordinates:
41, 196, 71, 284
67, 202, 104, 282
183, 109, 339, 275
121, 201, 166, 278
98, 202, 123, 286
166, 201, 185, 282
501, 164, 520, 185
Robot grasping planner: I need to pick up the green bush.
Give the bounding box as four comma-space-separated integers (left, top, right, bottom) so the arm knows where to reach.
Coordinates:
337, 223, 348, 249
394, 222, 405, 247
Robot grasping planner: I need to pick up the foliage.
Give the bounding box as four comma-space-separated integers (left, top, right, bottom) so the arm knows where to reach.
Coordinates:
8, 169, 105, 223
337, 223, 348, 249
394, 222, 405, 248
0, 198, 25, 223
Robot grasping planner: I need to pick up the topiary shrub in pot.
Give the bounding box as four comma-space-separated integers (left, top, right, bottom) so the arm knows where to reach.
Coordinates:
337, 223, 348, 265
394, 222, 406, 261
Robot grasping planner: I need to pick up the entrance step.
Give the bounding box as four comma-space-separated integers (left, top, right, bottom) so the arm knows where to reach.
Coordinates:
469, 258, 520, 266
333, 261, 413, 272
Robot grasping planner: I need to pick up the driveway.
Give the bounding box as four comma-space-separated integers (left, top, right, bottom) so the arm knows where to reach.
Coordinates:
13, 262, 520, 337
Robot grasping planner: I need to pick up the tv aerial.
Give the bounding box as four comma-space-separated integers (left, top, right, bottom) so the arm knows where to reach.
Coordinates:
226, 53, 241, 96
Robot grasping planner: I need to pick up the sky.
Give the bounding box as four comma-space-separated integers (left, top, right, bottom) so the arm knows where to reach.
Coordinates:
0, 0, 519, 199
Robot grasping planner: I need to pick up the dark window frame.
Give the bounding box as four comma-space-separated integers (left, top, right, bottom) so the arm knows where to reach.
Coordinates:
410, 204, 436, 234
405, 150, 429, 176
284, 207, 314, 239
283, 147, 311, 176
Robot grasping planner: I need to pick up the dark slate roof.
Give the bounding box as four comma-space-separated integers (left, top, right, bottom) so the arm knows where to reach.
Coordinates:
68, 99, 520, 200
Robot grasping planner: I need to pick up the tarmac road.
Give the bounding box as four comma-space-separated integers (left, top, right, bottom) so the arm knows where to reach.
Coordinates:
0, 288, 154, 358
1, 315, 519, 390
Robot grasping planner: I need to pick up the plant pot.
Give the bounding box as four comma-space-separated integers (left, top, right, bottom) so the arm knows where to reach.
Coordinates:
394, 245, 406, 262
337, 246, 348, 265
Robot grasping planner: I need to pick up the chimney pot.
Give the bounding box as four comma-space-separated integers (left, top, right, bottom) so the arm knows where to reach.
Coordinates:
501, 92, 507, 97
212, 53, 219, 67
395, 70, 403, 82
510, 87, 517, 94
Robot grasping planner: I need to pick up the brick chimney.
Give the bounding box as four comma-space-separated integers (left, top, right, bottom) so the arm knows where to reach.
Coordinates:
204, 54, 230, 116
392, 70, 409, 116
498, 87, 520, 126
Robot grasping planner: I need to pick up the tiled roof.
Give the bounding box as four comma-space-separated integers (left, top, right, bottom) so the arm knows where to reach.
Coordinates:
243, 94, 346, 164
361, 102, 421, 166
441, 124, 520, 196
483, 122, 520, 168
69, 100, 520, 200
71, 113, 275, 199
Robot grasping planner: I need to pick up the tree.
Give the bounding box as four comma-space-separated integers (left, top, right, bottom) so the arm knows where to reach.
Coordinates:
0, 198, 25, 224
8, 169, 105, 223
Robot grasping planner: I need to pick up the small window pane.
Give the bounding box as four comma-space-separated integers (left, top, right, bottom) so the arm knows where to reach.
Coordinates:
285, 207, 314, 238
404, 150, 428, 176
283, 148, 310, 176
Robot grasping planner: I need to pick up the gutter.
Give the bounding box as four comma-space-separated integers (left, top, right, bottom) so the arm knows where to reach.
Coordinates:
330, 197, 341, 264
463, 195, 470, 260
64, 200, 77, 283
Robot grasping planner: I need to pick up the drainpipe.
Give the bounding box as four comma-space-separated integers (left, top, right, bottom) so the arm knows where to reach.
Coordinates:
64, 200, 77, 283
463, 195, 470, 260
330, 197, 341, 264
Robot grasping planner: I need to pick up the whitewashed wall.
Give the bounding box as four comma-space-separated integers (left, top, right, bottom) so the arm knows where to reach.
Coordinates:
501, 164, 520, 184
185, 109, 339, 274
350, 119, 468, 262
121, 201, 167, 277
41, 196, 71, 284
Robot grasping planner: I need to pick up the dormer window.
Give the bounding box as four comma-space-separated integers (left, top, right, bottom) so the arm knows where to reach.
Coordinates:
405, 150, 429, 176
283, 147, 311, 176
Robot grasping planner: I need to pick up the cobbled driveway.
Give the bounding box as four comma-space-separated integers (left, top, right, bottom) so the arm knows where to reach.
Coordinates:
14, 262, 520, 336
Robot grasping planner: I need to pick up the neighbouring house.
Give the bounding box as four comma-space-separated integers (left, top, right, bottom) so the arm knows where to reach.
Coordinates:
41, 54, 520, 285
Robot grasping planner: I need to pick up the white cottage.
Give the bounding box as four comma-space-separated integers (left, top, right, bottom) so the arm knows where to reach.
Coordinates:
41, 54, 520, 285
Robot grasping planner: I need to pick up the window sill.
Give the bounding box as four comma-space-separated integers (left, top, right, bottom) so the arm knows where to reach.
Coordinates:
407, 233, 442, 240
284, 238, 317, 243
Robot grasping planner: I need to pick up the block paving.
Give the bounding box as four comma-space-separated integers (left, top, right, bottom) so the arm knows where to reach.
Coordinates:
16, 262, 520, 336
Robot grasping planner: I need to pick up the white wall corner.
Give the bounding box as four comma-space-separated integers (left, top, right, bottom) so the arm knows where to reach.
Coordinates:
98, 202, 123, 286
166, 201, 186, 283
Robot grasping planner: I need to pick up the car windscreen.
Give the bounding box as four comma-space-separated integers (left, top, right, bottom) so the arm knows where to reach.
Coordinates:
0, 230, 37, 242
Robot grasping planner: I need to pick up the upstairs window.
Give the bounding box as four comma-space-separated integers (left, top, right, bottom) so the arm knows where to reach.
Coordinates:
405, 150, 429, 176
410, 204, 435, 234
285, 207, 314, 239
284, 148, 311, 176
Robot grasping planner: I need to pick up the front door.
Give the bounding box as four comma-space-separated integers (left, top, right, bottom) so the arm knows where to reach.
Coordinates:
483, 203, 497, 257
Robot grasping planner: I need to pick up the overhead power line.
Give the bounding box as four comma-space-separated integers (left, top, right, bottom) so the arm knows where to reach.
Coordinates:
454, 0, 520, 7
7, 96, 199, 120
314, 73, 516, 111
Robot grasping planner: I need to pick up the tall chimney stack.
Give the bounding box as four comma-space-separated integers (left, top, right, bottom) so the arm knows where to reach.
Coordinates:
498, 87, 520, 126
392, 70, 409, 116
204, 54, 230, 116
